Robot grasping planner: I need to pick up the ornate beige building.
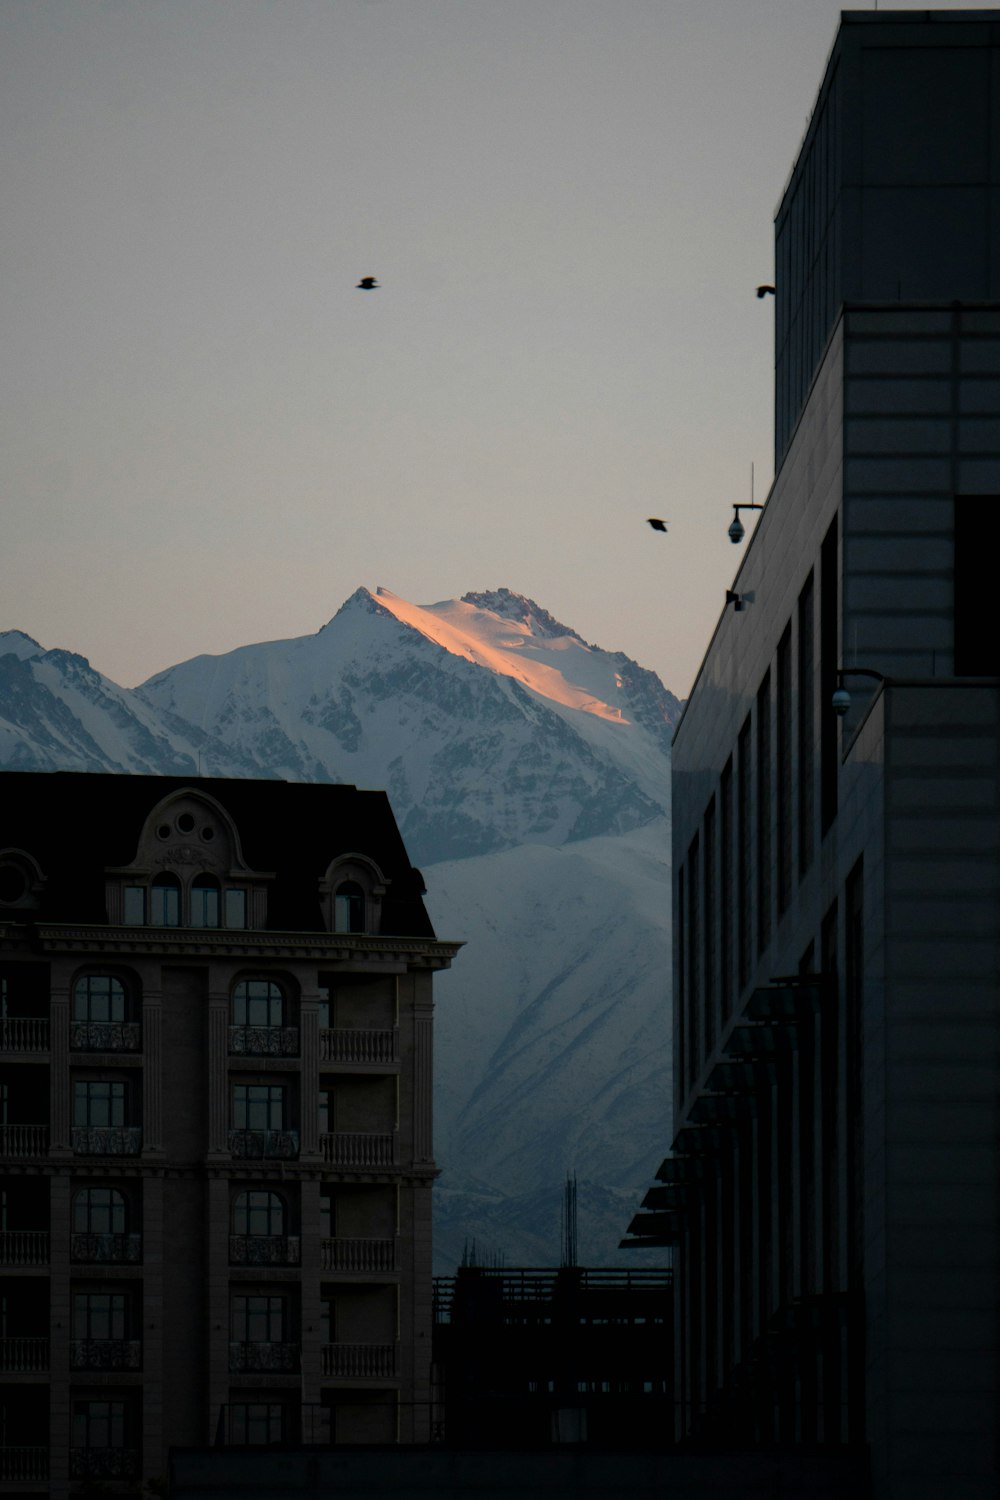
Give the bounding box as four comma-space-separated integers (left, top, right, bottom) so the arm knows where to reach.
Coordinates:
0, 771, 460, 1495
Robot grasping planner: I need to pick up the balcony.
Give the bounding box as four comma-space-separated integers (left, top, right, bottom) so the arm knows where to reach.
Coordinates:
70, 1021, 141, 1052
320, 1132, 396, 1169
320, 1028, 398, 1066
0, 1336, 49, 1373
0, 1123, 48, 1157
71, 1126, 142, 1155
229, 1234, 301, 1267
0, 1229, 49, 1266
70, 1338, 142, 1371
70, 1448, 139, 1480
228, 1128, 300, 1160
228, 1025, 299, 1057
321, 1237, 396, 1274
321, 1342, 397, 1379
71, 1231, 142, 1265
229, 1340, 300, 1374
0, 1447, 49, 1481
0, 1017, 49, 1053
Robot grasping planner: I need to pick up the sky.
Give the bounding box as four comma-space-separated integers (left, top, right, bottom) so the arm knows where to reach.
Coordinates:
1, 1, 989, 699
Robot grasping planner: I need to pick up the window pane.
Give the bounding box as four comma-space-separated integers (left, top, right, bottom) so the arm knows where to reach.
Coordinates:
231, 1403, 284, 1446
234, 1190, 284, 1236
232, 1084, 285, 1131
123, 887, 146, 925
74, 1187, 126, 1233
232, 980, 283, 1028
74, 1081, 127, 1127
151, 879, 180, 927
334, 883, 364, 934
74, 976, 126, 1023
74, 1399, 126, 1449
191, 879, 220, 929
225, 889, 247, 929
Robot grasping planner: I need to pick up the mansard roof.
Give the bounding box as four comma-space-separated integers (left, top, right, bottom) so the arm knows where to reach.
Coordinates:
0, 771, 435, 937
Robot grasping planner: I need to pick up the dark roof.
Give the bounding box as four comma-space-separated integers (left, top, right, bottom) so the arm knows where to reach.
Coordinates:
0, 771, 435, 937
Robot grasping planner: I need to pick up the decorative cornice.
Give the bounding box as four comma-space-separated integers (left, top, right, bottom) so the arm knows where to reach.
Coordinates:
30, 924, 463, 966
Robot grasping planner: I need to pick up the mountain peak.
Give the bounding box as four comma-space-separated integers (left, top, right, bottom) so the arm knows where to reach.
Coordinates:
460, 589, 585, 645
0, 630, 44, 661
323, 586, 395, 629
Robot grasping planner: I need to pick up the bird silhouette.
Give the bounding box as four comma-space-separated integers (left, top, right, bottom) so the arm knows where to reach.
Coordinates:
647, 518, 668, 533
756, 284, 775, 298
357, 276, 379, 290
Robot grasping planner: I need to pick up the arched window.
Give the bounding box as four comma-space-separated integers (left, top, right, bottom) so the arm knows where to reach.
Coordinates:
232, 1190, 286, 1238
191, 875, 221, 929
232, 980, 285, 1028
150, 874, 180, 927
73, 1186, 127, 1234
334, 881, 365, 934
73, 976, 127, 1023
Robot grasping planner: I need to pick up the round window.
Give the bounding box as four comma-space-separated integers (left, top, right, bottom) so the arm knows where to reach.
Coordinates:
157, 823, 171, 840
201, 826, 215, 842
176, 812, 196, 834
0, 864, 28, 904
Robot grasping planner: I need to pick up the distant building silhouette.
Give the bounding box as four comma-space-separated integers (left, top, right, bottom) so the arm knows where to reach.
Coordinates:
431, 1265, 673, 1450
0, 772, 459, 1491
626, 12, 1000, 1500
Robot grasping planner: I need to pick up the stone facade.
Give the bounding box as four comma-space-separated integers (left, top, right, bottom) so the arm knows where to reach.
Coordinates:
0, 772, 459, 1495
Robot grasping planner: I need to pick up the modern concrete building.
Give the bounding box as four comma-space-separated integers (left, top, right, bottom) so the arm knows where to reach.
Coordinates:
625, 12, 1000, 1500
0, 771, 459, 1495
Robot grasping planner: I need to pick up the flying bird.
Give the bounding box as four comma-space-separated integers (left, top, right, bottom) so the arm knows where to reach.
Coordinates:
647, 518, 668, 533
756, 284, 775, 298
357, 276, 380, 290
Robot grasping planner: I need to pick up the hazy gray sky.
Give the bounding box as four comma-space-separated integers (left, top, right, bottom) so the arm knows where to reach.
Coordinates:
1, 1, 986, 696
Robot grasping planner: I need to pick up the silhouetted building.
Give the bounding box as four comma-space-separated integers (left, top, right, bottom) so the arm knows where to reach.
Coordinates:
431, 1265, 672, 1448
625, 12, 1000, 1500
0, 772, 459, 1495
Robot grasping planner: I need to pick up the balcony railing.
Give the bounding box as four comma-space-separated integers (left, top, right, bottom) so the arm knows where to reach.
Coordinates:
229, 1234, 301, 1266
228, 1128, 300, 1160
0, 1336, 49, 1372
71, 1231, 142, 1264
70, 1448, 139, 1480
71, 1126, 142, 1155
70, 1020, 141, 1052
0, 1447, 49, 1481
321, 1342, 397, 1379
0, 1124, 49, 1157
229, 1340, 300, 1374
320, 1132, 396, 1169
0, 1229, 49, 1266
0, 1016, 49, 1052
320, 1027, 399, 1065
321, 1237, 396, 1273
70, 1338, 142, 1371
228, 1025, 299, 1057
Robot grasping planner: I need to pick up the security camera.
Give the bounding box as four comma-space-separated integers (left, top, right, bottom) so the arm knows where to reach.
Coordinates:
728, 514, 745, 544
832, 687, 851, 717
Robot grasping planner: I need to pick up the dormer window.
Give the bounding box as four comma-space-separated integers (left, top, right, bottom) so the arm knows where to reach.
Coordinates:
110, 789, 263, 931
334, 882, 365, 934
320, 856, 388, 936
0, 849, 44, 913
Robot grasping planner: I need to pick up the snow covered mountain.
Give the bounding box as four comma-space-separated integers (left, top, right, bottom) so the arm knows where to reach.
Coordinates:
137, 587, 676, 865
0, 589, 680, 1267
